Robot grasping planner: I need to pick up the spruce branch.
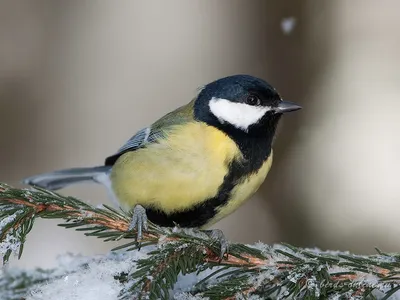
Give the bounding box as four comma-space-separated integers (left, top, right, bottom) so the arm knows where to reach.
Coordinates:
1, 183, 400, 299
0, 182, 160, 262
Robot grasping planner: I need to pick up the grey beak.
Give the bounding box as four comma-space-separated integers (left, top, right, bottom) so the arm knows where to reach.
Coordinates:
275, 100, 302, 113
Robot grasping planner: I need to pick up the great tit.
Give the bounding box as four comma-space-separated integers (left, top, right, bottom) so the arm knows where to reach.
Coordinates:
23, 75, 301, 253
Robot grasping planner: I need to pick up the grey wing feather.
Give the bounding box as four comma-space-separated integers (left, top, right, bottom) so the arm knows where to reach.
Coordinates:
117, 127, 151, 153
104, 126, 164, 165
104, 100, 195, 166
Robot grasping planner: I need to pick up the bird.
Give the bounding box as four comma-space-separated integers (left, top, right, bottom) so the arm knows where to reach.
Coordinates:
23, 74, 301, 257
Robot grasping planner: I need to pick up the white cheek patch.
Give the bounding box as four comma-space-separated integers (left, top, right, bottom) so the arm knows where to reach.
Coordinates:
209, 97, 272, 131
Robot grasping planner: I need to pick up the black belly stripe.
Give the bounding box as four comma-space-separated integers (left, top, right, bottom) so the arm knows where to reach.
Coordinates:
145, 121, 277, 228
145, 160, 242, 227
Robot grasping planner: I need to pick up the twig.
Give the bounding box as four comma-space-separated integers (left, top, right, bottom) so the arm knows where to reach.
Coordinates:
2, 183, 400, 299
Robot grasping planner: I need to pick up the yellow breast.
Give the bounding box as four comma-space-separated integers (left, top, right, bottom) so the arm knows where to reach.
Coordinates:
110, 122, 241, 213
204, 152, 273, 227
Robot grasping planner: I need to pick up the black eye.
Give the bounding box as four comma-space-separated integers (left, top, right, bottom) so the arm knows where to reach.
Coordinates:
246, 94, 261, 106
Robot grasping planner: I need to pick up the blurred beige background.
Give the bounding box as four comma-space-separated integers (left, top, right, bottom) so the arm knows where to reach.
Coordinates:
1, 0, 400, 269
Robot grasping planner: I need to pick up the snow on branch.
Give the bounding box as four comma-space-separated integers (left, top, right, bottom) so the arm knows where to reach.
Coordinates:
1, 182, 400, 299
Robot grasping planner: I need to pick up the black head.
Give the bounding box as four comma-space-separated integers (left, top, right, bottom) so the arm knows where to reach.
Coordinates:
194, 75, 301, 135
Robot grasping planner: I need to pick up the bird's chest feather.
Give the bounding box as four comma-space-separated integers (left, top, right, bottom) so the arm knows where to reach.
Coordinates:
110, 122, 240, 212
111, 121, 273, 228
206, 153, 273, 227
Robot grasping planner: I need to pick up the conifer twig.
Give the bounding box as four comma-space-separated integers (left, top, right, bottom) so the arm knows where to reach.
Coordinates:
1, 182, 400, 299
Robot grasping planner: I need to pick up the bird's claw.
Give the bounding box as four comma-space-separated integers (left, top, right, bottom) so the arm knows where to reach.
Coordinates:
128, 205, 148, 242
205, 229, 229, 260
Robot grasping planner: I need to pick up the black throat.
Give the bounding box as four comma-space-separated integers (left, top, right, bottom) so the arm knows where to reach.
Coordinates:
193, 96, 281, 172
211, 115, 280, 175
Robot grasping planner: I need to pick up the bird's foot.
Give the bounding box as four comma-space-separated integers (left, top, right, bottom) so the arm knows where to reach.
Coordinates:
128, 205, 148, 242
204, 229, 229, 260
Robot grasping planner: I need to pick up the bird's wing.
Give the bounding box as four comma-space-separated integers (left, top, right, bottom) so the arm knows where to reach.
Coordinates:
104, 99, 195, 166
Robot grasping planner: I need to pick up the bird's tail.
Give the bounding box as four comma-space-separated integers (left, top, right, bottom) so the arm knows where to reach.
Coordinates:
22, 166, 112, 190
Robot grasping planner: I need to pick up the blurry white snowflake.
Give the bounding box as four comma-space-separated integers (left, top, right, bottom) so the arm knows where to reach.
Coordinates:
281, 17, 297, 35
